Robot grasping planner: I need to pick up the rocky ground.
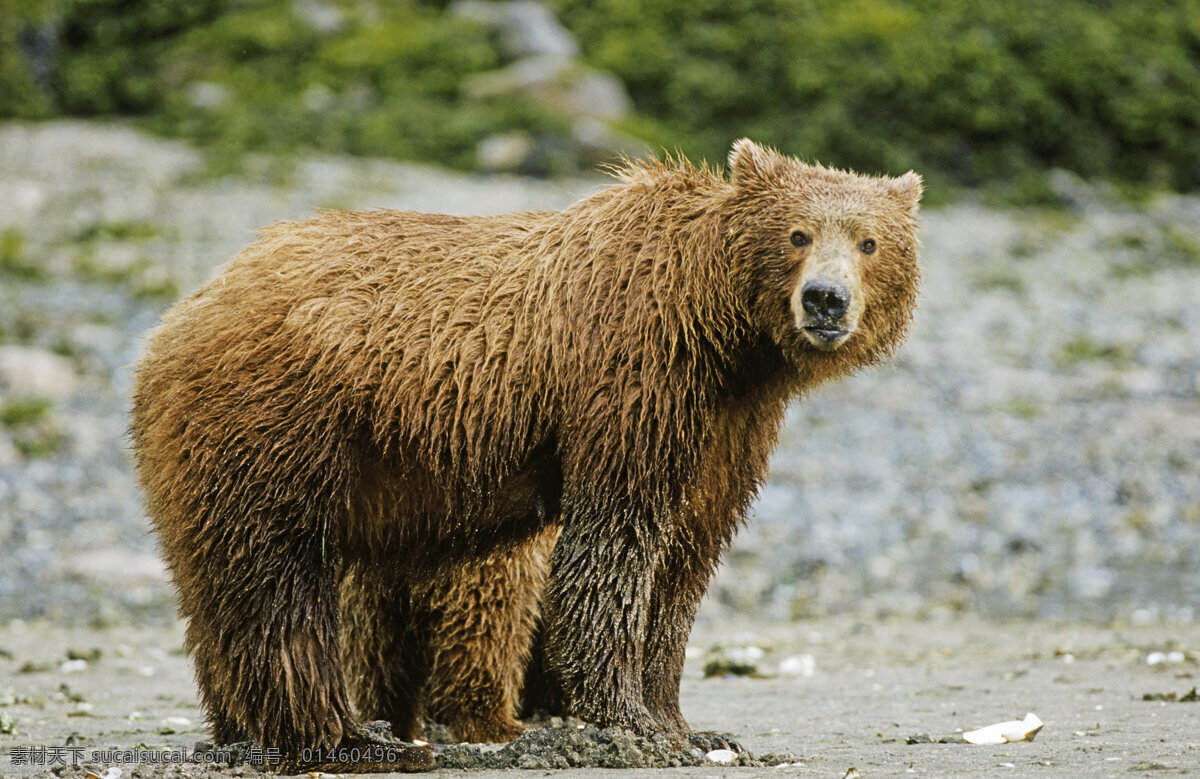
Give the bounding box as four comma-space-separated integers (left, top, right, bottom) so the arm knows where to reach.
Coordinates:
0, 120, 1198, 775
0, 617, 1197, 777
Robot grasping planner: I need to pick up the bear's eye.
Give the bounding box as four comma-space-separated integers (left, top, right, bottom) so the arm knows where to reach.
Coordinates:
860, 238, 877, 254
790, 231, 811, 247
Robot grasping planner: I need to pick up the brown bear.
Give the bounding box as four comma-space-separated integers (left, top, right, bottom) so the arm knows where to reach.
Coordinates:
130, 139, 921, 771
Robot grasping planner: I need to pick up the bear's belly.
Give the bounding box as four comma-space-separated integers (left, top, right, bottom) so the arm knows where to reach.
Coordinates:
345, 439, 562, 567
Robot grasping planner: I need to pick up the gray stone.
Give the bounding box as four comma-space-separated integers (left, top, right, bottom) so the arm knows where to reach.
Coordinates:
464, 54, 573, 101
294, 0, 345, 35
466, 56, 632, 121
453, 0, 579, 58
562, 71, 632, 120
0, 432, 18, 467
185, 81, 232, 111
0, 346, 78, 400
62, 548, 168, 586
571, 118, 649, 166
477, 132, 536, 173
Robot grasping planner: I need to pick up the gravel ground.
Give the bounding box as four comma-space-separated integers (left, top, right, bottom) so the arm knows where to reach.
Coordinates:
0, 119, 1198, 773
1, 119, 1197, 628
0, 617, 1197, 777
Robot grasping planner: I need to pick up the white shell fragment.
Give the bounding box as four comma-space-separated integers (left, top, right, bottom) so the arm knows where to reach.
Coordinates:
705, 748, 737, 764
778, 653, 816, 678
962, 712, 1044, 745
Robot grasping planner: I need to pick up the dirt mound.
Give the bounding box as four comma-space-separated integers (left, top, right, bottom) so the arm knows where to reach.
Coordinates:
436, 718, 791, 769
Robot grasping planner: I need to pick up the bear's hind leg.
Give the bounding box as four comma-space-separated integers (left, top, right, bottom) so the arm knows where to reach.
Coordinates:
421, 525, 558, 743
340, 563, 432, 742
178, 527, 432, 773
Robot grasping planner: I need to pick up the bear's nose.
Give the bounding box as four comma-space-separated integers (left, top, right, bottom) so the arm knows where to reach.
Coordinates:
800, 280, 850, 321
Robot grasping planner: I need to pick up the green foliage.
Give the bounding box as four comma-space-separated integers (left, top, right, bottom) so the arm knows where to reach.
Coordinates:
0, 228, 48, 281
1, 0, 1198, 186
0, 397, 52, 428
73, 219, 162, 242
0, 0, 564, 170
555, 0, 1200, 189
0, 0, 56, 117
0, 397, 66, 458
1057, 337, 1131, 367
54, 0, 224, 114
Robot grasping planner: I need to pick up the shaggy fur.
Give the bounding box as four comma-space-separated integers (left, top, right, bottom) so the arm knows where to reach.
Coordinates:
130, 139, 921, 769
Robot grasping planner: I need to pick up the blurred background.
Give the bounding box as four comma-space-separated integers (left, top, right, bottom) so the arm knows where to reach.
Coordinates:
0, 0, 1197, 627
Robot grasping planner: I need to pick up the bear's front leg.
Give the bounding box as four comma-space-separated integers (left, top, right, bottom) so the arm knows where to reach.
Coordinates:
641, 536, 705, 733
541, 513, 666, 739
641, 528, 743, 753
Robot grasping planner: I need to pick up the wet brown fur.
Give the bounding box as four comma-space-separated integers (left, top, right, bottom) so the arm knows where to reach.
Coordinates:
130, 140, 921, 766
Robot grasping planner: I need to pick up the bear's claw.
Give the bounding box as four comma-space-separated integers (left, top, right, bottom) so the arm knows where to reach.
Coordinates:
688, 730, 745, 754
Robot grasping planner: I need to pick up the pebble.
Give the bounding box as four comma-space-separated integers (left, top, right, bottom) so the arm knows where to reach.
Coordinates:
778, 654, 817, 678
0, 346, 78, 399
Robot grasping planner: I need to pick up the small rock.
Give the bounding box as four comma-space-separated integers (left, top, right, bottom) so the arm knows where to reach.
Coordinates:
302, 84, 335, 113
571, 118, 648, 166
4, 180, 47, 223
0, 346, 78, 399
561, 71, 632, 120
778, 653, 816, 678
478, 132, 536, 173
465, 57, 632, 122
294, 0, 344, 35
185, 81, 232, 111
453, 0, 578, 58
60, 659, 88, 673
18, 660, 52, 674
501, 0, 579, 57
64, 548, 167, 586
464, 54, 572, 101
0, 433, 19, 467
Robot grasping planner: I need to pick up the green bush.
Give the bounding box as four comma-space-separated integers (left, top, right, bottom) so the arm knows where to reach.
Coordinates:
55, 0, 224, 114
1, 0, 1198, 188
0, 0, 565, 170
146, 1, 567, 169
555, 0, 1200, 190
0, 0, 56, 117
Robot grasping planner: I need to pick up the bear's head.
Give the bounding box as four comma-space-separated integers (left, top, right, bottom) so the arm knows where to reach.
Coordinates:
724, 139, 922, 373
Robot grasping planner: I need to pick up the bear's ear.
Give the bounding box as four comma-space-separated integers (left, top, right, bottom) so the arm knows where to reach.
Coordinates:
728, 138, 785, 188
886, 171, 923, 216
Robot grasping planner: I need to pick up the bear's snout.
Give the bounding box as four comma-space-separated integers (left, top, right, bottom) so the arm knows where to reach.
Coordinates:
800, 279, 850, 321
798, 278, 855, 348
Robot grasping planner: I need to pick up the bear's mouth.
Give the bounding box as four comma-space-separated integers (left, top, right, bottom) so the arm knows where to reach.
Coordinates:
802, 325, 850, 349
